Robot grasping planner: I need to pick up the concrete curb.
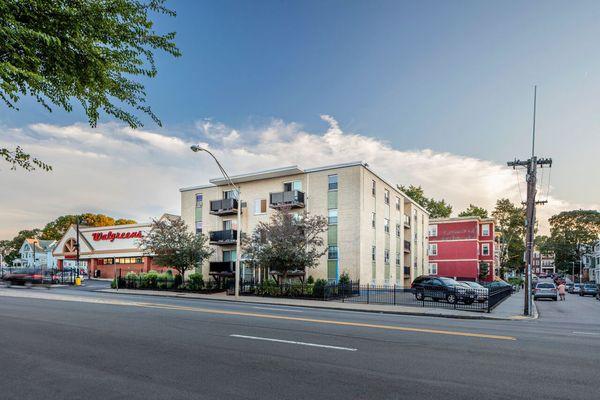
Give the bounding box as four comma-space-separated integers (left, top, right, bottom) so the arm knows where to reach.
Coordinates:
97, 289, 530, 321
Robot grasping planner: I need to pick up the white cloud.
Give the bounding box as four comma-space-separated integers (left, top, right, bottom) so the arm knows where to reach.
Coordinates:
1, 116, 596, 238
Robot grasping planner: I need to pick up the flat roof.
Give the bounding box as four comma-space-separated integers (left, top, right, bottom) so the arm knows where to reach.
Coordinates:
430, 216, 495, 223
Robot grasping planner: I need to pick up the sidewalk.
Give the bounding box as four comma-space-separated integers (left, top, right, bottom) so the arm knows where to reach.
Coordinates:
98, 288, 537, 321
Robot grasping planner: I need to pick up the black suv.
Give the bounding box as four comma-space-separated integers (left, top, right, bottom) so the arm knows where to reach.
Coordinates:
411, 275, 477, 305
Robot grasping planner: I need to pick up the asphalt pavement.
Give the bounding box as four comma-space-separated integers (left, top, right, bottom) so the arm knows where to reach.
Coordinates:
0, 285, 598, 400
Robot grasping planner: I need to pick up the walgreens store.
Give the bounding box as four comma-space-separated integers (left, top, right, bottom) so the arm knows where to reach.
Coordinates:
53, 215, 175, 278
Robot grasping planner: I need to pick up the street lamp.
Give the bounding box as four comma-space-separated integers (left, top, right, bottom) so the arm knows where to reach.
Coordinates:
190, 145, 242, 298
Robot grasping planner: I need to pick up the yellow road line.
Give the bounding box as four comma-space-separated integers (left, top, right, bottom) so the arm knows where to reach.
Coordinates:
0, 289, 516, 341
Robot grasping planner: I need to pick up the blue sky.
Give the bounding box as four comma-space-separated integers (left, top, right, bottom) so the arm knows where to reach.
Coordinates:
1, 0, 599, 237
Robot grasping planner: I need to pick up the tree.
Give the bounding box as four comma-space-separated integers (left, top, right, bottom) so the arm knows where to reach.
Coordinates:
492, 199, 526, 275
41, 214, 137, 240
1, 228, 41, 265
535, 235, 553, 256
0, 0, 181, 170
242, 208, 328, 281
139, 217, 212, 281
478, 261, 490, 281
548, 210, 600, 272
458, 204, 489, 219
398, 185, 452, 218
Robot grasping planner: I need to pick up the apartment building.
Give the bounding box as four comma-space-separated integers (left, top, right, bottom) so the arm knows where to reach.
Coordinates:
532, 250, 556, 276
428, 217, 495, 281
180, 162, 429, 286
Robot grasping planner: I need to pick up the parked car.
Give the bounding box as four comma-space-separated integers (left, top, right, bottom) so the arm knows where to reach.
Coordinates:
459, 281, 488, 302
579, 283, 598, 297
533, 282, 558, 301
571, 283, 582, 294
565, 282, 574, 292
1, 268, 44, 287
411, 276, 477, 305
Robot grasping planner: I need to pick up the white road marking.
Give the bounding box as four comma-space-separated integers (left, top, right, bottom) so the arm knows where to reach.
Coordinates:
252, 306, 304, 313
572, 331, 600, 336
230, 334, 357, 351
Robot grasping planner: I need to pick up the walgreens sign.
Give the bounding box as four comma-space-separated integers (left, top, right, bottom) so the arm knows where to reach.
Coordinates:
91, 231, 143, 242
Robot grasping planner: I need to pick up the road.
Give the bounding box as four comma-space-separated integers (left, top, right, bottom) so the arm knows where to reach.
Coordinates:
0, 285, 598, 400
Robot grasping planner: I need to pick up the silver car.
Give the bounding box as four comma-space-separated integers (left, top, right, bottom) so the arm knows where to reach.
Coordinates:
534, 282, 558, 301
459, 281, 488, 303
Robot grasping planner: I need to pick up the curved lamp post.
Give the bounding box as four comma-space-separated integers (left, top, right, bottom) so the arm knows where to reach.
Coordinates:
190, 145, 241, 298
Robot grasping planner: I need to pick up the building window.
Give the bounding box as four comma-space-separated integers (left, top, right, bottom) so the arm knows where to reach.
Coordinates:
195, 194, 203, 207
384, 218, 390, 234
396, 252, 401, 266
482, 243, 490, 256
428, 224, 437, 237
482, 224, 490, 236
328, 174, 338, 191
395, 197, 400, 211
328, 246, 339, 260
384, 189, 390, 205
328, 209, 338, 225
284, 180, 302, 192
371, 180, 376, 196
384, 249, 390, 264
371, 212, 376, 228
395, 223, 401, 237
371, 246, 376, 262
428, 243, 438, 256
223, 190, 237, 199
195, 221, 203, 235
115, 257, 142, 264
223, 250, 236, 262
429, 263, 438, 275
254, 199, 267, 215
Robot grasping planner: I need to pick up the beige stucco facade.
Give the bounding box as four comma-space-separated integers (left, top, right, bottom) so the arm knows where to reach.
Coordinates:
180, 162, 428, 286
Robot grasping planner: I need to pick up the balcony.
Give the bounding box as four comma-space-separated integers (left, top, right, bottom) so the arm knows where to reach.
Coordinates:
209, 229, 237, 245
403, 240, 411, 253
209, 261, 236, 277
209, 198, 239, 216
403, 214, 411, 228
269, 190, 305, 209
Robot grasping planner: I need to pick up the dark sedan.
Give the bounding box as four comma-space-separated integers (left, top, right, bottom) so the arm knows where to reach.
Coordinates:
411, 276, 477, 305
579, 283, 598, 297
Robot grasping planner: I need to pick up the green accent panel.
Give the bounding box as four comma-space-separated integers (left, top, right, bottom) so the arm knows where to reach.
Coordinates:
385, 263, 390, 281
194, 207, 202, 221
327, 260, 338, 281
396, 266, 401, 282
327, 225, 338, 244
327, 191, 338, 209
372, 262, 376, 280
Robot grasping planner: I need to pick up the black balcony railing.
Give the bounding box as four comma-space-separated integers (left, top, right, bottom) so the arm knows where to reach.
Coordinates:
209, 229, 237, 244
209, 198, 239, 215
209, 261, 236, 275
404, 240, 411, 252
403, 215, 411, 228
269, 190, 305, 208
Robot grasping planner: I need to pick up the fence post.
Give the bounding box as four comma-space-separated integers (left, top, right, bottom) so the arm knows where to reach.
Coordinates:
393, 284, 396, 305
453, 287, 457, 309
367, 284, 370, 304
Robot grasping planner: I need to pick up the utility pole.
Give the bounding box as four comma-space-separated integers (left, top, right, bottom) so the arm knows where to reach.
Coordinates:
507, 86, 553, 316
76, 217, 80, 283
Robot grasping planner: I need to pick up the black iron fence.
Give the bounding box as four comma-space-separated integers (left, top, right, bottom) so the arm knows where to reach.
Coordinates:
236, 281, 513, 313
116, 273, 228, 293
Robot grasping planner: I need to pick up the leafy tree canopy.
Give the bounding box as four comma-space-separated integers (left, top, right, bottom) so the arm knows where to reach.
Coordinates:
458, 204, 489, 219
40, 213, 137, 241
242, 208, 328, 281
139, 217, 212, 278
398, 185, 452, 218
548, 210, 600, 271
0, 0, 181, 170
492, 198, 526, 274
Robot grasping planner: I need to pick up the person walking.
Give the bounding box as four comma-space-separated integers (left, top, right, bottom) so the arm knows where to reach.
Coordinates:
558, 282, 566, 301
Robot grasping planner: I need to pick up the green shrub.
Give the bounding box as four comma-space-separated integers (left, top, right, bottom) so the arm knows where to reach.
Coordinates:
146, 270, 159, 289
313, 278, 328, 298
188, 272, 204, 291
339, 272, 350, 285
110, 279, 117, 289
306, 276, 314, 285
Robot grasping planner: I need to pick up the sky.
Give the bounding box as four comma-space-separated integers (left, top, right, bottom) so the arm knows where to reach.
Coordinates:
1, 0, 599, 239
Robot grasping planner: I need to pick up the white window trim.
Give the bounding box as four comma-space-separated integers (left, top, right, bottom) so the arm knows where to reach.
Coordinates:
428, 224, 438, 237
482, 224, 490, 236
482, 243, 490, 256
428, 243, 438, 256
429, 263, 438, 275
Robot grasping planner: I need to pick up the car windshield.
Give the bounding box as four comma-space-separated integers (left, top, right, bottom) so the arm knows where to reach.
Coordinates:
537, 283, 555, 288
584, 284, 596, 288
438, 277, 457, 285
460, 281, 483, 289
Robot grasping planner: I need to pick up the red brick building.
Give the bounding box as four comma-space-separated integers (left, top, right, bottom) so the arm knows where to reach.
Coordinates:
53, 214, 178, 278
427, 217, 495, 281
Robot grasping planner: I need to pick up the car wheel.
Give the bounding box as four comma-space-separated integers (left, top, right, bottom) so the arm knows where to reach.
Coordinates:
446, 294, 457, 304
415, 291, 424, 301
